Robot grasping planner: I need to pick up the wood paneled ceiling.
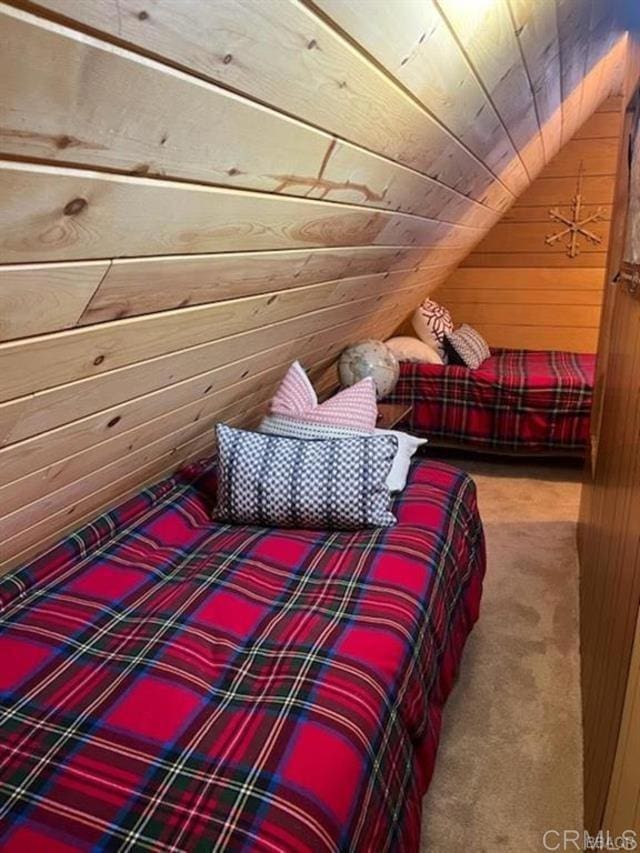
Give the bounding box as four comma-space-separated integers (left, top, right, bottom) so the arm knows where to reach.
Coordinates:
0, 0, 630, 568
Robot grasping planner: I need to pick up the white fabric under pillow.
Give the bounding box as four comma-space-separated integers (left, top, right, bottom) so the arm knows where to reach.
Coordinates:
259, 414, 426, 492
374, 428, 427, 491
386, 336, 444, 365
260, 414, 362, 441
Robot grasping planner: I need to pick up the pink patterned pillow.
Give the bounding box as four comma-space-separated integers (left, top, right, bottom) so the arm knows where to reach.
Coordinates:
270, 361, 378, 430
269, 361, 316, 416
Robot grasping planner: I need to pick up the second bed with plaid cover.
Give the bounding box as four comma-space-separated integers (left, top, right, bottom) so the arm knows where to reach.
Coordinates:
0, 457, 484, 852
386, 348, 595, 455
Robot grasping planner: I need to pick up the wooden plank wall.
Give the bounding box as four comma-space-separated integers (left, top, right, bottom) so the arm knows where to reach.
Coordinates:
0, 0, 627, 571
580, 250, 640, 833
604, 608, 640, 838
578, 37, 640, 834
433, 97, 624, 352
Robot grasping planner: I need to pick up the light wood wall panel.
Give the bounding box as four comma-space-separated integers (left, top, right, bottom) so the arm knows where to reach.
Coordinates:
0, 294, 421, 484
434, 98, 624, 351
0, 161, 474, 263
556, 0, 596, 144
80, 247, 441, 326
0, 0, 627, 569
312, 0, 529, 196
0, 261, 108, 341
0, 5, 497, 228
21, 0, 511, 209
436, 0, 546, 179
508, 0, 562, 161
0, 294, 421, 448
0, 332, 369, 518
0, 270, 439, 402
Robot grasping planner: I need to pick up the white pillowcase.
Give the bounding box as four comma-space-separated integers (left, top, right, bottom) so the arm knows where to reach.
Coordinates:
375, 428, 427, 491
386, 336, 444, 365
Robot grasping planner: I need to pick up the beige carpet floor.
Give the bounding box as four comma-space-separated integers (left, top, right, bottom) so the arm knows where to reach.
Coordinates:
420, 457, 583, 853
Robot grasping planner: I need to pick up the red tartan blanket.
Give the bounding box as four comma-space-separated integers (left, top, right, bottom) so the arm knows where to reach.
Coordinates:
0, 458, 485, 852
386, 349, 595, 454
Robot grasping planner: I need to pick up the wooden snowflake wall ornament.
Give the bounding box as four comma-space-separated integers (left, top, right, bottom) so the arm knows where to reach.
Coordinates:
545, 162, 604, 258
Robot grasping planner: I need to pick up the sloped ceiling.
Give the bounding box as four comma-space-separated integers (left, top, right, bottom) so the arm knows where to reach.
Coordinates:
0, 0, 630, 568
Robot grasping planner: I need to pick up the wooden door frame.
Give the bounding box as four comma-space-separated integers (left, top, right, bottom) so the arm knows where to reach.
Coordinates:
588, 83, 640, 473
579, 67, 640, 834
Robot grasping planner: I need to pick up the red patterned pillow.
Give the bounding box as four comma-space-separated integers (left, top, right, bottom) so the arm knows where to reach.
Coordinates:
270, 361, 378, 430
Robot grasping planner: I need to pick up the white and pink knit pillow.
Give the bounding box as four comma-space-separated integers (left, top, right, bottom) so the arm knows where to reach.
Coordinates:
269, 361, 378, 431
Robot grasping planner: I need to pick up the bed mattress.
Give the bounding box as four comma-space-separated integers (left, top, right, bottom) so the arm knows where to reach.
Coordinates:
0, 457, 485, 852
386, 348, 595, 455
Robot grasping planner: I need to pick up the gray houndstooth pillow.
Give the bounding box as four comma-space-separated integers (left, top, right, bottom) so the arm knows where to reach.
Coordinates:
215, 424, 398, 529
444, 324, 491, 369
259, 414, 427, 493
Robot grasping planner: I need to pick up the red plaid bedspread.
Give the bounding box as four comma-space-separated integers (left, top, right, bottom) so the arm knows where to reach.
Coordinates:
386, 349, 595, 454
0, 458, 484, 852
